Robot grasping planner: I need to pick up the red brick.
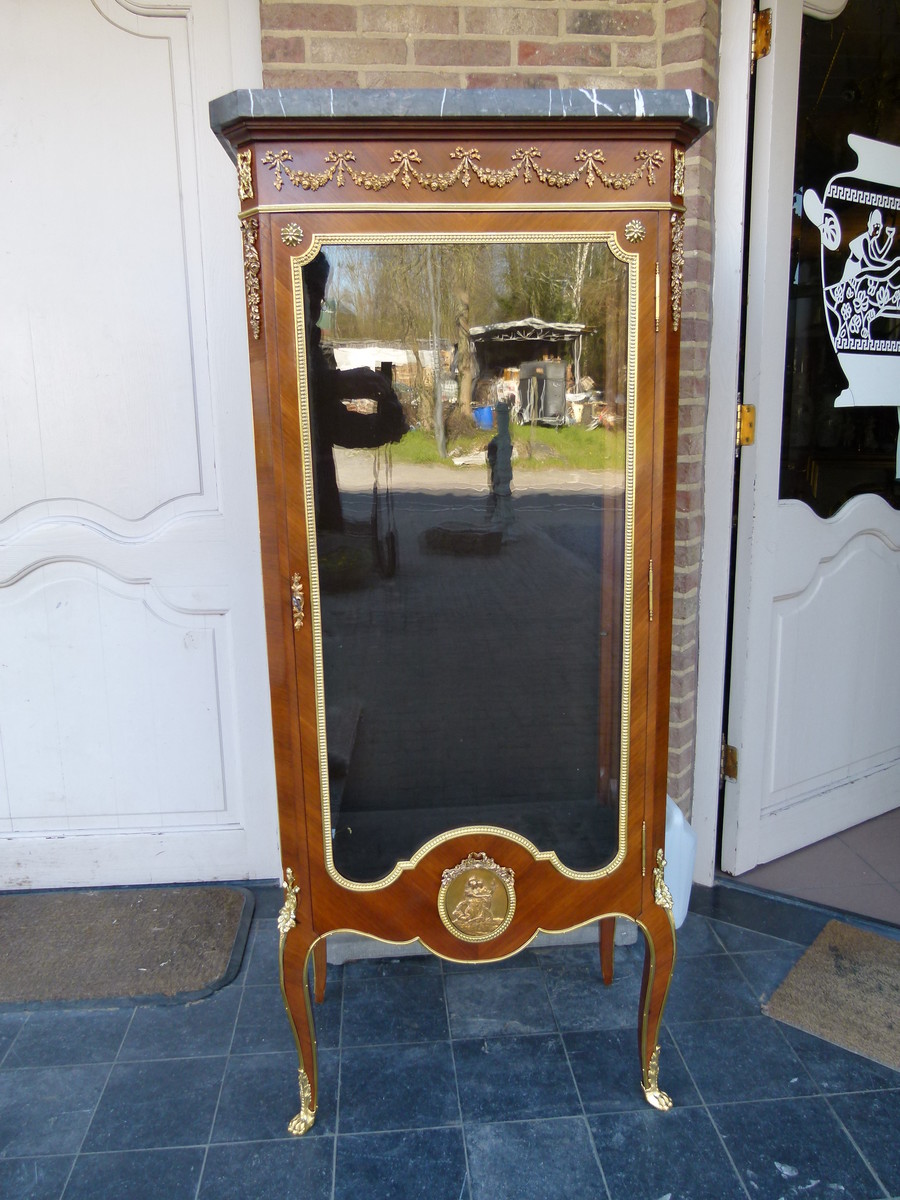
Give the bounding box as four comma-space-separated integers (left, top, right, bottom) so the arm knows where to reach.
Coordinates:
677, 403, 709, 433
414, 39, 511, 66
264, 67, 358, 86
668, 694, 697, 726
519, 41, 612, 67
667, 744, 696, 780
363, 70, 460, 86
566, 10, 656, 36
310, 36, 407, 64
262, 35, 305, 64
467, 71, 560, 88
261, 3, 356, 32
616, 41, 659, 69
665, 0, 718, 36
663, 65, 717, 98
676, 458, 703, 486
360, 5, 459, 34
669, 668, 700, 702
464, 6, 558, 35
662, 32, 715, 66
675, 512, 704, 542
682, 255, 712, 287
677, 428, 707, 458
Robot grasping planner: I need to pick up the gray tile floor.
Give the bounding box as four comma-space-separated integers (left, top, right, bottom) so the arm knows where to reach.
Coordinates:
1, 884, 898, 1200
736, 807, 900, 926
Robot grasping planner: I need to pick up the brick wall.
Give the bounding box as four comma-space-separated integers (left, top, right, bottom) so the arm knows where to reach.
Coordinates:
260, 0, 721, 818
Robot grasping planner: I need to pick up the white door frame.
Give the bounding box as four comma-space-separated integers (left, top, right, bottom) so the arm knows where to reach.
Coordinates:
694, 0, 861, 883
691, 0, 755, 885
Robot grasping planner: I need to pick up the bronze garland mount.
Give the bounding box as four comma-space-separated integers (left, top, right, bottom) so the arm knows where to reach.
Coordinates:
261, 145, 666, 195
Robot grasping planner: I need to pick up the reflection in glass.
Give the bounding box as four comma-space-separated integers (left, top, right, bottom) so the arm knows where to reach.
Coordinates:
781, 2, 900, 516
299, 239, 631, 883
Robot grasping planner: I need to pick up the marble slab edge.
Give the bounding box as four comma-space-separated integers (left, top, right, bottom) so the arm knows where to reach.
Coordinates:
209, 87, 714, 160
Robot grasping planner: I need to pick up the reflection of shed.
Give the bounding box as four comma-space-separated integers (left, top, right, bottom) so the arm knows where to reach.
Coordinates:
468, 317, 586, 379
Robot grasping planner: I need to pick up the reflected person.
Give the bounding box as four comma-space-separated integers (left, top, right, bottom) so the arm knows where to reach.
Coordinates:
302, 251, 408, 532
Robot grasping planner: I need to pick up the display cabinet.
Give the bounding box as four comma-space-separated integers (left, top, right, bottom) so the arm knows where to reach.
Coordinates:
211, 88, 712, 1134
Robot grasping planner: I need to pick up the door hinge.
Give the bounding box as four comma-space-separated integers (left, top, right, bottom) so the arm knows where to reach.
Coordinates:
721, 739, 738, 782
736, 402, 756, 448
751, 8, 772, 70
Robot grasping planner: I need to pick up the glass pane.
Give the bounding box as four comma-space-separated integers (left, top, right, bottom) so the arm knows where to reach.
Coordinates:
781, 0, 900, 516
299, 237, 633, 883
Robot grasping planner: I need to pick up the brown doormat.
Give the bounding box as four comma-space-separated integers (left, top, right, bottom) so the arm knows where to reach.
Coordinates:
763, 919, 900, 1070
0, 885, 253, 1008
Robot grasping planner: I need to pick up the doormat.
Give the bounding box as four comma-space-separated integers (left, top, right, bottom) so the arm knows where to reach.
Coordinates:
0, 885, 253, 1008
763, 919, 900, 1071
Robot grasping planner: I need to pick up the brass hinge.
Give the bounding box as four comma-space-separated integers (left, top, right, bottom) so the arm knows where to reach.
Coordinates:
721, 739, 738, 782
752, 8, 772, 70
736, 402, 756, 448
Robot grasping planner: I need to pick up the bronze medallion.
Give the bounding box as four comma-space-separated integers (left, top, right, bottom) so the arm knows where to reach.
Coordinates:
438, 852, 515, 942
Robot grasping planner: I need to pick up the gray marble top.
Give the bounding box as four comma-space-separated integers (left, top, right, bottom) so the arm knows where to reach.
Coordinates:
210, 87, 713, 159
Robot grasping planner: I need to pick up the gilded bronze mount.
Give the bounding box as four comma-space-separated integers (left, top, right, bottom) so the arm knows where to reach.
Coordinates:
438, 852, 516, 943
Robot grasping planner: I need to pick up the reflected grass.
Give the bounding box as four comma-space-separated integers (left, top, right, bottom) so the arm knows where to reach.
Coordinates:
391, 425, 625, 472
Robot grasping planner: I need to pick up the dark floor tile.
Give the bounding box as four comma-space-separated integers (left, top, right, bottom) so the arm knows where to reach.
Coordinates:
710, 919, 803, 953
199, 1137, 334, 1199
119, 989, 239, 1061
245, 884, 285, 921
663, 954, 760, 1025
342, 974, 449, 1046
229, 986, 297, 1055
306, 969, 343, 1051
0, 1066, 110, 1158
589, 1106, 747, 1200
81, 1056, 225, 1152
466, 1117, 606, 1200
691, 885, 830, 946
443, 947, 541, 973
778, 1025, 900, 1095
542, 955, 642, 1034
242, 920, 279, 986
333, 1127, 467, 1200
445, 968, 555, 1039
0, 1014, 28, 1066
342, 952, 442, 981
673, 913, 728, 957
0, 1155, 72, 1200
711, 1096, 882, 1200
212, 1047, 338, 1142
732, 946, 807, 1004
564, 1026, 699, 1114
4, 1009, 132, 1068
830, 1090, 900, 1196
339, 1041, 459, 1134
672, 1017, 816, 1103
536, 939, 643, 978
454, 1033, 580, 1124
62, 1148, 204, 1199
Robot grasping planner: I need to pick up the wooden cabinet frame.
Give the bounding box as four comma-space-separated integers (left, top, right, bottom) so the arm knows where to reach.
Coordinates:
211, 88, 712, 1134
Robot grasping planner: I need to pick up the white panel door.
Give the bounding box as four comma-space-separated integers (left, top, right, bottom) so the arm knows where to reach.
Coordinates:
721, 0, 900, 874
0, 0, 279, 887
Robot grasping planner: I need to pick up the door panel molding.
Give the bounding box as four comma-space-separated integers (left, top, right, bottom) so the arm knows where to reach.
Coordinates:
721, 0, 900, 874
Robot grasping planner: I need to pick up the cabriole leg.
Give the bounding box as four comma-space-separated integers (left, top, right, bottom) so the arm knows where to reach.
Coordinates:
278, 869, 319, 1135
637, 900, 677, 1112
